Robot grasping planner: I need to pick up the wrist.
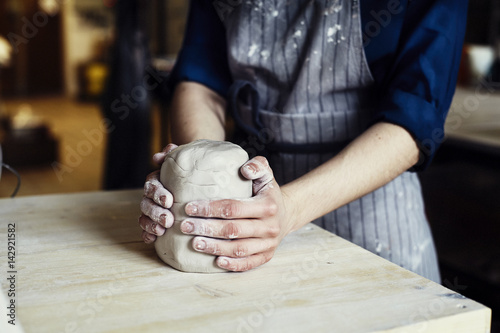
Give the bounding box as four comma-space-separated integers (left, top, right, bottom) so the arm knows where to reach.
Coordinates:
280, 185, 306, 234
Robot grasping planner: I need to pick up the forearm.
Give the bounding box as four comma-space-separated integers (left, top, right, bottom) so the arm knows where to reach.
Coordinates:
169, 81, 226, 144
282, 122, 420, 232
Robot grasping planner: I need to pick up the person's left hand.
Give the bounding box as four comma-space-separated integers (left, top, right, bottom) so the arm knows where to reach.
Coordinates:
179, 156, 294, 272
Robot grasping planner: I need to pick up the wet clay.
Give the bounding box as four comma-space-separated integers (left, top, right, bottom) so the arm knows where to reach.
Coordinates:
154, 140, 252, 273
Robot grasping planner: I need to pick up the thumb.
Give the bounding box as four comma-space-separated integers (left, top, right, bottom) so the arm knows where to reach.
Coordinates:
241, 156, 275, 194
152, 143, 179, 165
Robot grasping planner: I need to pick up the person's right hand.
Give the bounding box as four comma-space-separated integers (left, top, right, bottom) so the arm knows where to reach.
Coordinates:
138, 144, 178, 244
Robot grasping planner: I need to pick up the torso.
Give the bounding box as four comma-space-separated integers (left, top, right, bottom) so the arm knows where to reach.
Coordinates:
221, 0, 441, 283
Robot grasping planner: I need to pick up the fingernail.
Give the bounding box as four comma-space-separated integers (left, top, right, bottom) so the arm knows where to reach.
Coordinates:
181, 221, 194, 233
160, 214, 167, 224
186, 203, 198, 215
218, 258, 229, 268
160, 195, 167, 206
195, 240, 206, 251
244, 164, 256, 174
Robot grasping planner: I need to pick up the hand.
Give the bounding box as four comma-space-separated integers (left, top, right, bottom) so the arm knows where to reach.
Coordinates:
138, 144, 178, 243
179, 156, 294, 272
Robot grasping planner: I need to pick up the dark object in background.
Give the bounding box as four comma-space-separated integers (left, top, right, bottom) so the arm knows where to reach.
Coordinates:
488, 55, 500, 85
419, 138, 500, 332
0, 117, 58, 168
465, 0, 500, 86
465, 0, 495, 46
488, 0, 500, 85
101, 0, 153, 190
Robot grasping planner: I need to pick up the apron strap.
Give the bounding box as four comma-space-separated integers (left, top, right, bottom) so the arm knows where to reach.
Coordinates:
228, 80, 351, 155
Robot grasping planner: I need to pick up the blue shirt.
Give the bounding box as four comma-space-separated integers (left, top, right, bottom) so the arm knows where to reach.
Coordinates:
169, 0, 468, 170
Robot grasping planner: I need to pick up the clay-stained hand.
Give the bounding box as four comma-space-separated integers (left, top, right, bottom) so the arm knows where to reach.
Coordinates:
138, 144, 178, 243
180, 156, 294, 272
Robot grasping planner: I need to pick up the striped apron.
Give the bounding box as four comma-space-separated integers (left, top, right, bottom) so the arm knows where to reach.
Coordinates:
224, 0, 440, 282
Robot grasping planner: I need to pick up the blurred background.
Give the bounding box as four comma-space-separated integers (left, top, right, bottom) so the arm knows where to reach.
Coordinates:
0, 0, 499, 330
0, 0, 184, 195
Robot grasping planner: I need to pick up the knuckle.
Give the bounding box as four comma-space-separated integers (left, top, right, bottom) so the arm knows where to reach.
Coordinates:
220, 200, 239, 218
146, 178, 159, 188
233, 244, 247, 257
234, 260, 251, 272
153, 193, 162, 206
213, 245, 223, 256
265, 201, 279, 217
222, 222, 240, 239
140, 198, 149, 213
206, 242, 221, 255
254, 156, 269, 167
255, 156, 273, 174
267, 225, 281, 238
140, 197, 157, 217
197, 222, 214, 237
144, 182, 152, 196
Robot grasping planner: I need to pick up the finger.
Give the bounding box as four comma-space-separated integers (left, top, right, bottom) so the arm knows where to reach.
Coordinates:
153, 143, 179, 165
162, 143, 179, 154
185, 197, 278, 220
180, 218, 280, 239
240, 156, 275, 194
216, 250, 274, 272
146, 170, 160, 182
240, 156, 271, 180
138, 214, 166, 236
144, 175, 173, 208
140, 197, 174, 227
192, 236, 277, 258
142, 230, 157, 244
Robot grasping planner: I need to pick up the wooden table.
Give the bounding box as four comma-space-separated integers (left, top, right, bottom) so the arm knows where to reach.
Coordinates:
0, 190, 492, 333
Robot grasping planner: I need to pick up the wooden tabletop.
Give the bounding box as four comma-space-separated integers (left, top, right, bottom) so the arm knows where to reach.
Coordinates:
0, 190, 491, 333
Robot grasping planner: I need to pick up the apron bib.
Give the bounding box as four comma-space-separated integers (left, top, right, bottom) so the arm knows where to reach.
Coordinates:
223, 0, 440, 282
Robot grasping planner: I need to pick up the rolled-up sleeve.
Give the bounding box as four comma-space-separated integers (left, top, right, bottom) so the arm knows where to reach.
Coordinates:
372, 0, 468, 171
168, 0, 232, 98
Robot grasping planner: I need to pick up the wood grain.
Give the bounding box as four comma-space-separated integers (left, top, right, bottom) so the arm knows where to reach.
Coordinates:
0, 190, 491, 332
